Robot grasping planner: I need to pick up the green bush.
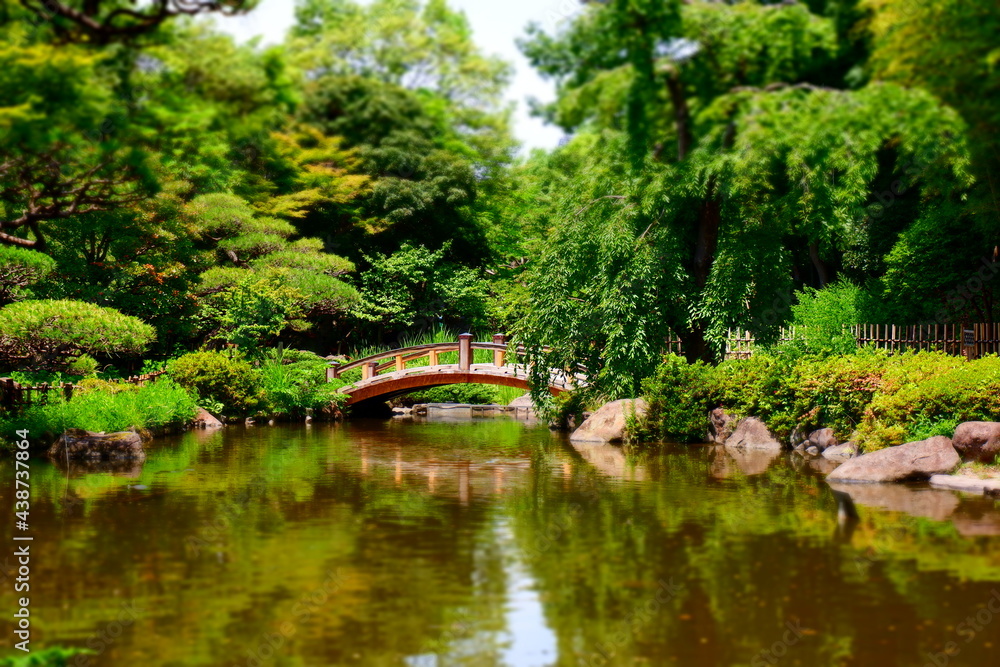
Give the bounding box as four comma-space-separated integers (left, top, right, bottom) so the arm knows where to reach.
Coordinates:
66, 353, 100, 377
0, 299, 155, 370
638, 354, 713, 442
857, 353, 1000, 449
258, 347, 346, 417
640, 347, 1000, 451
786, 281, 862, 356
708, 351, 799, 436
0, 379, 197, 440
168, 350, 263, 416
400, 384, 502, 406
0, 246, 56, 305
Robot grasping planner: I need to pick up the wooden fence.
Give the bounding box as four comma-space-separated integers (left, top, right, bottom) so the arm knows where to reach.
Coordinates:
724, 323, 1000, 360
0, 371, 166, 411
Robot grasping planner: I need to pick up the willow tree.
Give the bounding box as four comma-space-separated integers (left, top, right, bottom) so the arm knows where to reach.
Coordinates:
515, 0, 972, 399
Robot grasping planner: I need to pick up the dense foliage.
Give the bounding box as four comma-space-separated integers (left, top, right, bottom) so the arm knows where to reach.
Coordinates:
0, 378, 198, 440
0, 0, 997, 419
639, 347, 1000, 452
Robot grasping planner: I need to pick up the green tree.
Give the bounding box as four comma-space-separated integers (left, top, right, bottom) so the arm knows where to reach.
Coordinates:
0, 31, 156, 249
515, 0, 972, 400
352, 243, 489, 342
0, 299, 155, 370
289, 0, 516, 266
0, 246, 56, 305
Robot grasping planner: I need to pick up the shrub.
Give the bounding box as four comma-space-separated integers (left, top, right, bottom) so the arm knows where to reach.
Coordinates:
0, 379, 197, 441
66, 354, 100, 377
0, 299, 155, 370
201, 275, 305, 348
169, 350, 262, 416
639, 354, 713, 442
857, 353, 1000, 450
0, 246, 55, 305
784, 347, 891, 440
258, 347, 346, 417
708, 351, 799, 436
400, 384, 501, 406
786, 281, 862, 356
639, 346, 999, 449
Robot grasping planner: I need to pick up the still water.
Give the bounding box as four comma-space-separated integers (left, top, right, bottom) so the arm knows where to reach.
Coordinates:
3, 419, 1000, 666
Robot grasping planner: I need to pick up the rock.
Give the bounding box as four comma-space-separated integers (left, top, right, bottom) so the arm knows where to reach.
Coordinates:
569, 399, 648, 444
805, 445, 821, 456
826, 436, 960, 483
951, 422, 1000, 463
823, 442, 858, 463
807, 428, 839, 452
723, 417, 783, 452
707, 408, 735, 445
790, 424, 808, 451
929, 474, 1000, 496
193, 407, 224, 429
47, 429, 146, 461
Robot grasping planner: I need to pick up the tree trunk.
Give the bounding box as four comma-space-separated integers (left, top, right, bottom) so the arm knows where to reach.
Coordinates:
808, 242, 829, 287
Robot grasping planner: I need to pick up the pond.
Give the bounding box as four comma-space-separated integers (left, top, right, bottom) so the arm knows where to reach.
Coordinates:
2, 419, 1000, 666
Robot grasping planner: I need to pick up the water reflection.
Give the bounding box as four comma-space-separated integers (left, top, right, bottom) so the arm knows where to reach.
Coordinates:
0, 420, 999, 666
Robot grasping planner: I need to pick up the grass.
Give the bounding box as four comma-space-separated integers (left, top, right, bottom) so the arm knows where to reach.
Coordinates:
960, 458, 1000, 479
0, 379, 198, 442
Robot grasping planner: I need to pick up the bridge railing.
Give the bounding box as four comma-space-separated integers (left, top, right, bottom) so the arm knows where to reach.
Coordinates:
327, 335, 582, 384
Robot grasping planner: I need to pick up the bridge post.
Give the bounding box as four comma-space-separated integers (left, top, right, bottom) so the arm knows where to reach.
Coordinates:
458, 333, 473, 371
362, 361, 378, 380
493, 333, 506, 367
326, 362, 340, 382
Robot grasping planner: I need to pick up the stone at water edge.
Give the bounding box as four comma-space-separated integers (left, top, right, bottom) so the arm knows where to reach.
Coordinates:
929, 475, 1000, 496
723, 417, 783, 452
826, 436, 960, 483
707, 408, 734, 445
822, 442, 858, 463
47, 429, 146, 461
193, 407, 224, 429
569, 399, 648, 444
951, 422, 1000, 463
807, 428, 839, 452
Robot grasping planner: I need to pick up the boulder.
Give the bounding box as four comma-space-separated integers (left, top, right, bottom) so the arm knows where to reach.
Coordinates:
807, 428, 839, 452
826, 436, 959, 483
790, 424, 808, 451
48, 429, 146, 461
822, 442, 858, 463
929, 474, 1000, 496
192, 407, 224, 429
707, 408, 735, 445
951, 422, 1000, 463
724, 417, 783, 452
569, 399, 648, 444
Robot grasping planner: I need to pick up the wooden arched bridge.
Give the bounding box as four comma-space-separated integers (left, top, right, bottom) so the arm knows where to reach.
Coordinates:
328, 334, 587, 406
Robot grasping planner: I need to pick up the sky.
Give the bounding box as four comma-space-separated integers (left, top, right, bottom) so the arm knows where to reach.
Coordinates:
215, 0, 574, 153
